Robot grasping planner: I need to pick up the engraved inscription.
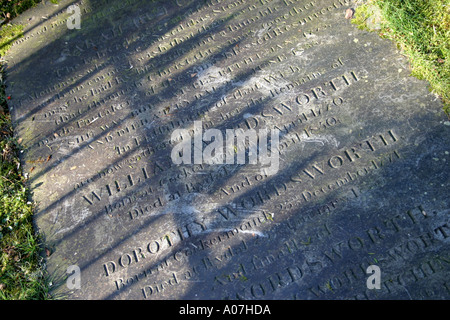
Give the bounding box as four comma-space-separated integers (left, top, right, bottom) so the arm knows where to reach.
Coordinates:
5, 0, 448, 300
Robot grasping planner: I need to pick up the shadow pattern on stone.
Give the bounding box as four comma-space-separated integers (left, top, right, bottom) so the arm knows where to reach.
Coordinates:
4, 0, 450, 299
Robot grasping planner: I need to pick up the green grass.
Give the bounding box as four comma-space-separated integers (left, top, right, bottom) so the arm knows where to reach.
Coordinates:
0, 0, 41, 21
1, 0, 49, 300
1, 0, 42, 56
353, 0, 450, 115
0, 66, 50, 300
0, 24, 23, 57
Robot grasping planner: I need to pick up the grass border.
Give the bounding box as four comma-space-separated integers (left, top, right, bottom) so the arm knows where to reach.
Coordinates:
0, 64, 52, 300
352, 0, 450, 116
0, 0, 51, 300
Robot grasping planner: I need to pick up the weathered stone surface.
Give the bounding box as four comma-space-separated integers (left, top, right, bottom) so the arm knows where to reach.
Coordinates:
4, 0, 449, 300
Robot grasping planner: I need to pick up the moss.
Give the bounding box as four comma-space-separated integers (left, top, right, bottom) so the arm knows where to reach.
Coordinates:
351, 3, 383, 32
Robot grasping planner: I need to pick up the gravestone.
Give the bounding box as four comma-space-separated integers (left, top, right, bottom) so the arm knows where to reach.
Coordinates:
4, 0, 449, 300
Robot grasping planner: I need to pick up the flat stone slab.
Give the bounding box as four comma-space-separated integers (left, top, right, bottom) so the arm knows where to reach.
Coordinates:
4, 0, 449, 299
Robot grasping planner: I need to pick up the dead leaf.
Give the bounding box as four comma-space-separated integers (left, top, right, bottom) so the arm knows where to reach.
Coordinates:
345, 8, 354, 19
